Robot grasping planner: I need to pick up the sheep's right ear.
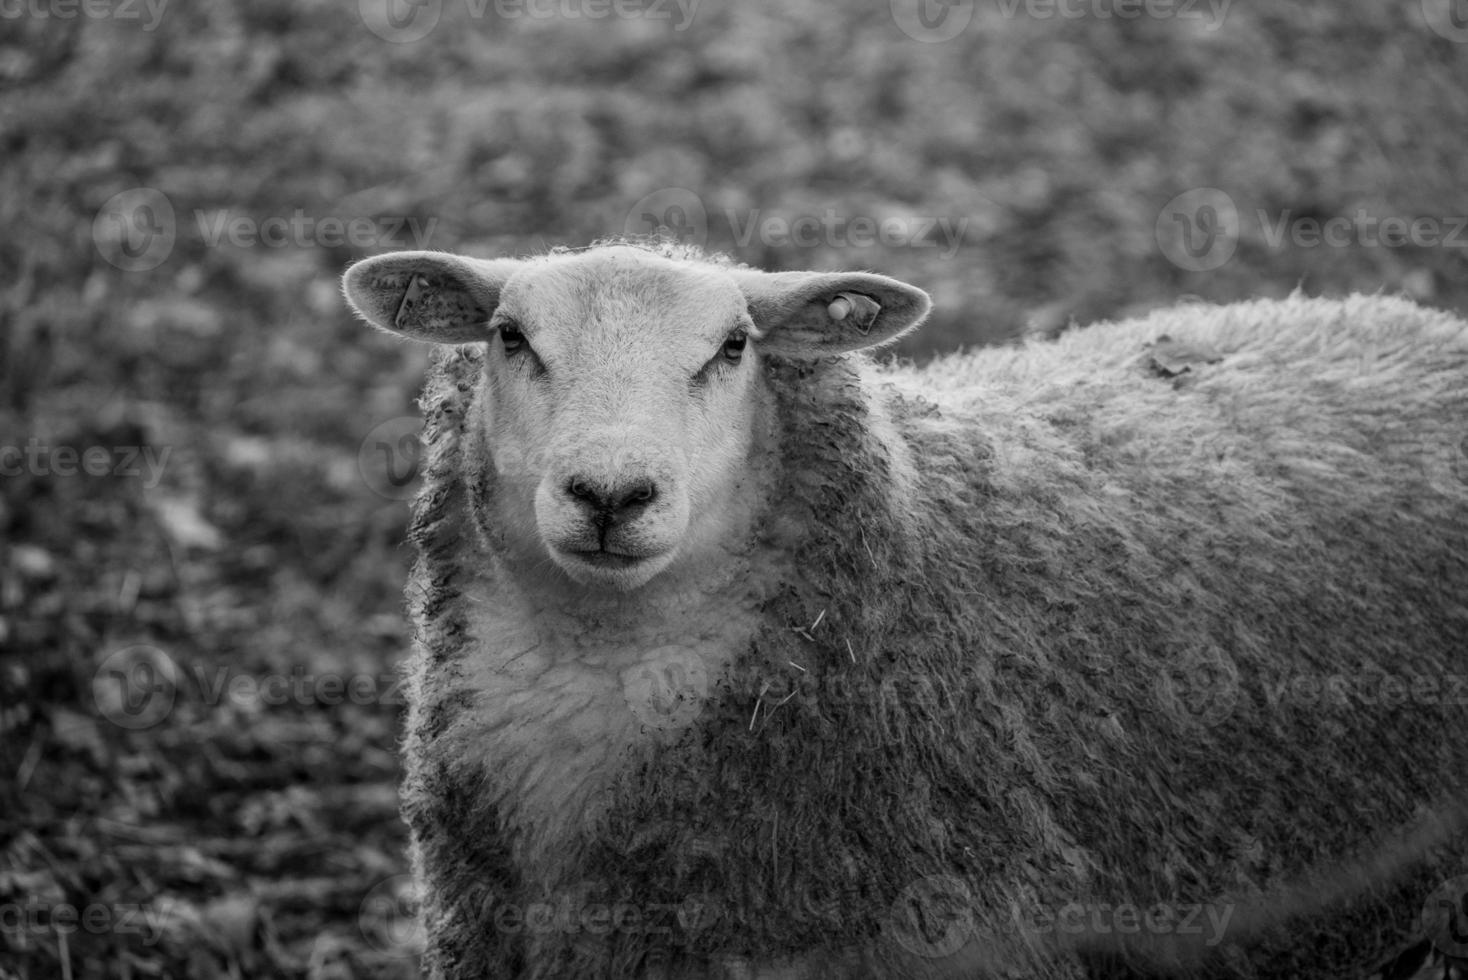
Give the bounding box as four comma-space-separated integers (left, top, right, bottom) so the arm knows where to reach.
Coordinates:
341, 251, 521, 344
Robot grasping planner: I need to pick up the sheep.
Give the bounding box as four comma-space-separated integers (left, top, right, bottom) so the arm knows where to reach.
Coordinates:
341, 241, 1468, 980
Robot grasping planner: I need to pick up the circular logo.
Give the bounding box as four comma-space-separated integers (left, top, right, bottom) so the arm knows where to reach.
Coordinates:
92, 644, 180, 730
890, 0, 975, 43
887, 875, 974, 958
1424, 431, 1468, 502
359, 874, 426, 956
358, 0, 443, 43
1422, 0, 1468, 42
358, 416, 424, 501
622, 650, 709, 730
1154, 645, 1241, 728
1155, 188, 1240, 273
623, 188, 709, 249
1421, 875, 1468, 957
676, 893, 722, 936
93, 188, 176, 272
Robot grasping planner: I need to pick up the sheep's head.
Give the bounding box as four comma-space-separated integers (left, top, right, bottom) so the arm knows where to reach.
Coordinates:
343, 246, 931, 591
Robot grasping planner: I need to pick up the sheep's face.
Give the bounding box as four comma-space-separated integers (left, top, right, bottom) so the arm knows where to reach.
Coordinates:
343, 246, 931, 592
483, 255, 758, 590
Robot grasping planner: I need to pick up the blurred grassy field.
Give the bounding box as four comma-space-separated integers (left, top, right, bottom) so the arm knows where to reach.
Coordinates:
2, 1, 1466, 976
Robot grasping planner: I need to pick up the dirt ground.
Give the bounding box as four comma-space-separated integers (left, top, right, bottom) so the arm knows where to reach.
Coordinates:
3, 2, 1466, 976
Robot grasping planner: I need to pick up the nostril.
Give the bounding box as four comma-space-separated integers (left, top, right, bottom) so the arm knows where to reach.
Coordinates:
563, 477, 657, 514
624, 482, 656, 507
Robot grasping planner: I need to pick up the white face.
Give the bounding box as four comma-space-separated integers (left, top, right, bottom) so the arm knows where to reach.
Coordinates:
480, 252, 760, 591
343, 244, 932, 594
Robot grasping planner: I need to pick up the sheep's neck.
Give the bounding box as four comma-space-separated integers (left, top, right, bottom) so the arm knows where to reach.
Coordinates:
452, 396, 783, 886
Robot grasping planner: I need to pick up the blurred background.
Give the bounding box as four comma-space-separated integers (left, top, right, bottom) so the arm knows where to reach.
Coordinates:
2, 1, 1466, 976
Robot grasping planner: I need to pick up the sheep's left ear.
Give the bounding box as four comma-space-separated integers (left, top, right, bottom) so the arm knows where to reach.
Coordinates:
730, 269, 932, 356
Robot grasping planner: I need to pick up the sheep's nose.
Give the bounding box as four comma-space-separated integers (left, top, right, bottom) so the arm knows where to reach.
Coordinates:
565, 477, 657, 523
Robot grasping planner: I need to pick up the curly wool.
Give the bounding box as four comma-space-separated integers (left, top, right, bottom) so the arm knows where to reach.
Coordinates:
401, 290, 1468, 979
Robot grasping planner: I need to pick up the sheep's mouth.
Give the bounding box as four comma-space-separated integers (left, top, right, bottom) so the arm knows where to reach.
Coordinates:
561, 548, 651, 570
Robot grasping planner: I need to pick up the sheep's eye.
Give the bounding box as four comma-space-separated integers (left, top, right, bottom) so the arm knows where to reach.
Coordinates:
722, 332, 748, 363
499, 323, 527, 355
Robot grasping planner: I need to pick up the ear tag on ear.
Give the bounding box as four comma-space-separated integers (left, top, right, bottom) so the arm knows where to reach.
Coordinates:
828, 292, 882, 334
395, 274, 430, 331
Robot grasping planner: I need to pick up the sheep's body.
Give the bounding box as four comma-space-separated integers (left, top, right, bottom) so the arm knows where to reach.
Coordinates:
396, 279, 1468, 979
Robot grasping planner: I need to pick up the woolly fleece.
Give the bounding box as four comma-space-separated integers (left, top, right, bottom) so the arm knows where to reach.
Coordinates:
398, 276, 1468, 979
